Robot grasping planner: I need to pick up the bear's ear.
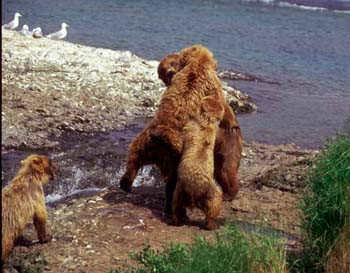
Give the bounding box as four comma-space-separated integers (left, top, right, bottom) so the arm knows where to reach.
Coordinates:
201, 96, 224, 119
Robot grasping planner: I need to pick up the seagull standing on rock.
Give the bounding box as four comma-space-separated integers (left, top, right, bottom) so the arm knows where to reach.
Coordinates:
20, 24, 31, 35
2, 12, 22, 30
46, 22, 69, 40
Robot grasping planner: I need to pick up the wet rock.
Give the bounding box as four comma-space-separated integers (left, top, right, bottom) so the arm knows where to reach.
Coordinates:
218, 69, 280, 85
218, 70, 259, 81
223, 83, 257, 114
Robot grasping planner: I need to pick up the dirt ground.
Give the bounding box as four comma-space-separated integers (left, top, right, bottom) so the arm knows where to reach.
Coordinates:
3, 142, 316, 273
4, 187, 301, 273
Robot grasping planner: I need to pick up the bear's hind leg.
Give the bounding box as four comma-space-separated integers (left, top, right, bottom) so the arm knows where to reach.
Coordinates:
120, 136, 145, 193
172, 187, 187, 226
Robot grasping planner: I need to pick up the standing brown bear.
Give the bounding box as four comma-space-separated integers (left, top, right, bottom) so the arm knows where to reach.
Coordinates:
120, 45, 234, 214
157, 52, 243, 201
173, 96, 224, 230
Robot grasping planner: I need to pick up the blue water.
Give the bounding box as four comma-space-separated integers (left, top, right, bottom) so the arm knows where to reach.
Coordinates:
3, 0, 350, 149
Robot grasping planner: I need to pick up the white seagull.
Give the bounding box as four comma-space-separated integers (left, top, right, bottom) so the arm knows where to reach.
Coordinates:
20, 24, 31, 36
2, 12, 22, 30
46, 22, 69, 40
32, 27, 43, 38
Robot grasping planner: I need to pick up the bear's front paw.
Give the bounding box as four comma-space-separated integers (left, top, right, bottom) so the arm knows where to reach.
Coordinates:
120, 174, 132, 193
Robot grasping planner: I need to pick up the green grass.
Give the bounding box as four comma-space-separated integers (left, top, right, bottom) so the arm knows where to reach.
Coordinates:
295, 130, 350, 272
114, 223, 287, 273
130, 243, 190, 273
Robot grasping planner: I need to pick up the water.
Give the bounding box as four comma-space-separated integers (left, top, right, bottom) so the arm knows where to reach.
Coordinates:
2, 0, 350, 149
1, 120, 164, 199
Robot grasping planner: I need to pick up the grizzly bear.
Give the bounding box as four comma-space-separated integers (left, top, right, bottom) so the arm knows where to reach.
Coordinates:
2, 155, 58, 262
119, 45, 234, 214
157, 52, 242, 201
173, 96, 224, 230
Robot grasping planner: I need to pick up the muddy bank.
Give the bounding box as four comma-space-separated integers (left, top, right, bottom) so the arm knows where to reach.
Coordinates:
5, 187, 299, 273
3, 140, 317, 273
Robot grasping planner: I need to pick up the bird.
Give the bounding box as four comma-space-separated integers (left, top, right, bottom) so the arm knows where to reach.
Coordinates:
20, 24, 31, 36
32, 27, 43, 38
46, 22, 69, 40
2, 12, 22, 30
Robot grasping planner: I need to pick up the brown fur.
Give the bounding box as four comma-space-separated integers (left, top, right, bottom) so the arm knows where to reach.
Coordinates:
173, 96, 224, 230
214, 127, 242, 200
156, 51, 243, 200
157, 53, 180, 87
120, 45, 226, 213
1, 155, 58, 262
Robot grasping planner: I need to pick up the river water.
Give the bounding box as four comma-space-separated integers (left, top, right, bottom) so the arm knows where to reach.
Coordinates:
2, 0, 350, 200
3, 0, 350, 148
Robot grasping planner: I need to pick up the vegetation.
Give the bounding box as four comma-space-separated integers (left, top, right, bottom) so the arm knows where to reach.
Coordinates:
113, 223, 287, 273
294, 130, 350, 272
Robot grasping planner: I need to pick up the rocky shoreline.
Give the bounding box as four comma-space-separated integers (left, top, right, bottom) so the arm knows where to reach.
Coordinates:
2, 29, 319, 273
2, 29, 256, 150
